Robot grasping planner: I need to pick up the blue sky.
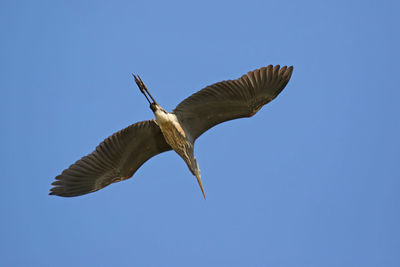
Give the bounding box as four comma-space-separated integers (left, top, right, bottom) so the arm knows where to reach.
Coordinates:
1, 0, 399, 266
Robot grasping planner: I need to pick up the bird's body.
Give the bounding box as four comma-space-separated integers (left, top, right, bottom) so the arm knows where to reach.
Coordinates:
153, 105, 204, 197
154, 108, 187, 146
50, 65, 293, 198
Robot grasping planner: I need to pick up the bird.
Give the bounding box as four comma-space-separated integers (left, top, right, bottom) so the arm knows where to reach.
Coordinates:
50, 64, 293, 199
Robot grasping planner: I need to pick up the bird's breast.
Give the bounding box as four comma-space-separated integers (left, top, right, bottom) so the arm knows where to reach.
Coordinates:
154, 111, 188, 152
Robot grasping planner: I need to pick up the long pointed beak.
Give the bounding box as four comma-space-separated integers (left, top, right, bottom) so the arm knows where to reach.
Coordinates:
195, 174, 206, 200
132, 74, 158, 105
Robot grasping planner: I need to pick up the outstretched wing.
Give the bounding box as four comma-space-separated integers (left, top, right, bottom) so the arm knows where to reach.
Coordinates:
50, 120, 171, 197
173, 65, 293, 142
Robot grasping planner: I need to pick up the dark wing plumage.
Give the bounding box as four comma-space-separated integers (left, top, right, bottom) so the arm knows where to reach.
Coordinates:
50, 120, 171, 197
173, 65, 293, 142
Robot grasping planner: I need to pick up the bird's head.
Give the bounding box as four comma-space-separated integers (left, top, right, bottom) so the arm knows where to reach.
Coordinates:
150, 103, 158, 112
150, 103, 166, 113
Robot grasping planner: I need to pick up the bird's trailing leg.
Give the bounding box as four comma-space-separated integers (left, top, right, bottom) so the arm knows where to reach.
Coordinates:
190, 157, 206, 199
132, 74, 158, 105
185, 153, 206, 200
195, 170, 206, 200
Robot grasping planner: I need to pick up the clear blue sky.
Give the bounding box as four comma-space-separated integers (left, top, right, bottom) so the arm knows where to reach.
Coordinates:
1, 0, 399, 266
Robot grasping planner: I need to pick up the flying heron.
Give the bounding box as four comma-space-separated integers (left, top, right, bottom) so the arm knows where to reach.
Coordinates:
50, 65, 293, 199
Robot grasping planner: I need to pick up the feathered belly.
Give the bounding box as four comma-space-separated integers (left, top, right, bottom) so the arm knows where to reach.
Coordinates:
154, 112, 197, 177
158, 120, 189, 156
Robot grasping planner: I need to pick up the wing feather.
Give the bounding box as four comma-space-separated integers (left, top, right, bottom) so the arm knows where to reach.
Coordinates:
173, 65, 293, 142
50, 120, 171, 197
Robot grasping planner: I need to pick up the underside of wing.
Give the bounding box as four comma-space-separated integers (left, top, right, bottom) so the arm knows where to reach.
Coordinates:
173, 65, 293, 142
50, 120, 171, 197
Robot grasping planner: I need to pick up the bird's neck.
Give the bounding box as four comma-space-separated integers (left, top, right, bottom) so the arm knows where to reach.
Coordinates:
154, 110, 186, 137
154, 109, 170, 125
